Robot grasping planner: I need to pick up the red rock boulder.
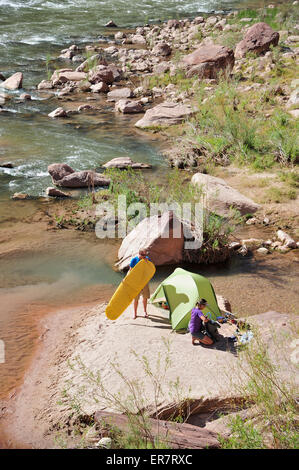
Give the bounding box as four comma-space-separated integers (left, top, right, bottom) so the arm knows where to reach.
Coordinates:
235, 22, 279, 59
182, 45, 235, 79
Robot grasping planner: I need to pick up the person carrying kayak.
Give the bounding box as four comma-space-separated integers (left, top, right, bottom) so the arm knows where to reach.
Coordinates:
129, 249, 152, 319
189, 298, 221, 346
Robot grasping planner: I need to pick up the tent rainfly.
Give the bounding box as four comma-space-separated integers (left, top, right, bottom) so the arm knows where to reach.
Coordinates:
150, 268, 220, 330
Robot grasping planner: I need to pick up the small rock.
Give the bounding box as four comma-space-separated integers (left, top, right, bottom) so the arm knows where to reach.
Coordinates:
0, 162, 13, 168
37, 80, 53, 90
115, 99, 143, 114
276, 230, 297, 248
115, 31, 126, 40
78, 104, 98, 112
246, 217, 258, 225
105, 20, 117, 28
107, 87, 132, 102
131, 34, 147, 45
102, 157, 151, 169
152, 42, 172, 57
48, 107, 67, 118
242, 238, 263, 249
95, 437, 112, 449
229, 241, 242, 250
288, 109, 299, 118
257, 247, 269, 255
278, 246, 290, 254
46, 187, 71, 198
286, 89, 299, 109
90, 82, 109, 93
12, 193, 30, 200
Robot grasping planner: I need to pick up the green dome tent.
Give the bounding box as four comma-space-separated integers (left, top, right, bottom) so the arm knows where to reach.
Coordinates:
150, 268, 220, 330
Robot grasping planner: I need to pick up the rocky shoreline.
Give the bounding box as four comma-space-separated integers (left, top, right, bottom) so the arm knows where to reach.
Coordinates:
1, 2, 298, 262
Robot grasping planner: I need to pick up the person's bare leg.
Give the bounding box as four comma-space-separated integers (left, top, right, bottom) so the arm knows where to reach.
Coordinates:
134, 298, 138, 319
143, 297, 148, 317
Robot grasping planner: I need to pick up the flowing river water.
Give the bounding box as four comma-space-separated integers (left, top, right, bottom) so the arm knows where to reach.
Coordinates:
0, 0, 296, 406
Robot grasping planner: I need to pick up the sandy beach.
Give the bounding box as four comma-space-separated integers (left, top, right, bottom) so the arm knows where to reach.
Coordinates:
1, 297, 296, 449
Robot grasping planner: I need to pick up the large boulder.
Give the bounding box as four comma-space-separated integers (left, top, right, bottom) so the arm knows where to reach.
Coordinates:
48, 163, 110, 188
181, 45, 235, 79
107, 87, 132, 102
235, 22, 279, 59
135, 102, 194, 128
117, 211, 185, 271
102, 157, 151, 169
0, 72, 23, 90
115, 99, 143, 114
191, 173, 260, 217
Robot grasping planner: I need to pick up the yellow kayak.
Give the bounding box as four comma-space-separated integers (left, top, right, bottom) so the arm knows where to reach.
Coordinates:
105, 259, 156, 320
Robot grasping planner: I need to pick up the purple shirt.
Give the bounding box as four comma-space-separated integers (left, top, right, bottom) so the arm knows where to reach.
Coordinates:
189, 308, 204, 334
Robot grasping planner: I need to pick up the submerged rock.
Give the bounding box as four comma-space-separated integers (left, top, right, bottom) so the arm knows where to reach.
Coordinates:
191, 173, 260, 217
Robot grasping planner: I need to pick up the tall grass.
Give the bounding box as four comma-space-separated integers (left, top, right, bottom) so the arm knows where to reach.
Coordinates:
221, 325, 299, 449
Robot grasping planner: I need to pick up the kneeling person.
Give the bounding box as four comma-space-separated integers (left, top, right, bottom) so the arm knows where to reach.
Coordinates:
189, 299, 220, 346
